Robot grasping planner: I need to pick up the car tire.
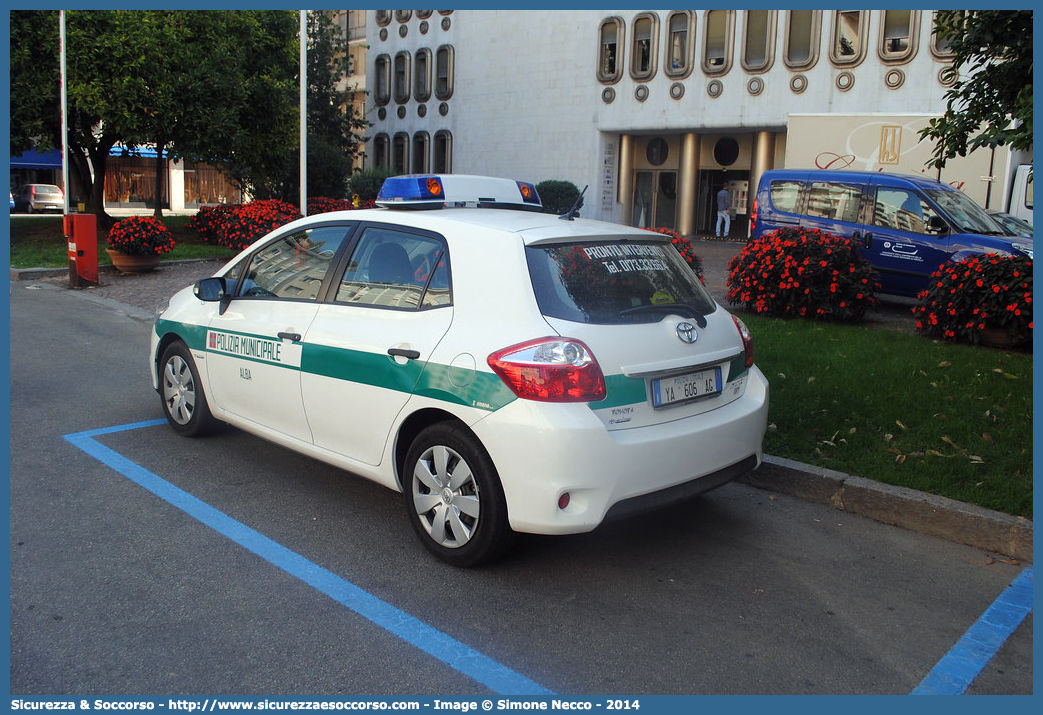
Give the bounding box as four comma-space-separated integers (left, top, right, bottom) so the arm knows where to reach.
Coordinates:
159, 341, 219, 437
404, 423, 513, 567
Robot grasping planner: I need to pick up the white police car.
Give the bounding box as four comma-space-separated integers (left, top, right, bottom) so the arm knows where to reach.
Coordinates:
150, 175, 769, 566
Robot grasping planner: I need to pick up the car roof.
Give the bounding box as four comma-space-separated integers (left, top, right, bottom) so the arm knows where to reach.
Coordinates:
762, 168, 954, 191
289, 207, 664, 246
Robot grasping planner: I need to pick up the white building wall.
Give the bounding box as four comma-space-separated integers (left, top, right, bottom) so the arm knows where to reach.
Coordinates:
366, 10, 1028, 226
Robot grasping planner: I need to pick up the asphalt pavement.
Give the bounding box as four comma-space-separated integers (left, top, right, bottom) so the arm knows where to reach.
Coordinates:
11, 239, 1031, 563
8, 281, 1033, 695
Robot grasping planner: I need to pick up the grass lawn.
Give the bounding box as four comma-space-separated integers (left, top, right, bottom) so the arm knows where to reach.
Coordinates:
9, 215, 1033, 517
744, 314, 1032, 518
9, 215, 231, 268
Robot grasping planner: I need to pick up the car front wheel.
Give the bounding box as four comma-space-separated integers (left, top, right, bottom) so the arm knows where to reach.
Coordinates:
159, 341, 218, 436
404, 423, 512, 567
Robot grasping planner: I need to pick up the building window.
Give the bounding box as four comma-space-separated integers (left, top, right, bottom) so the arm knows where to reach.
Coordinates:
412, 132, 430, 174
784, 10, 820, 69
414, 48, 432, 103
742, 10, 775, 73
375, 11, 392, 27
374, 54, 391, 106
395, 10, 411, 23
830, 11, 867, 66
597, 17, 624, 83
702, 10, 734, 75
664, 12, 694, 78
372, 133, 390, 168
929, 11, 956, 60
435, 45, 454, 100
630, 13, 658, 81
433, 131, 452, 174
416, 11, 433, 20
393, 51, 411, 104
392, 132, 409, 176
879, 10, 919, 63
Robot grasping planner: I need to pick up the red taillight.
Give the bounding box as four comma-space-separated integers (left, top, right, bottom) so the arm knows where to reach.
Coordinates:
733, 315, 754, 369
749, 196, 758, 237
488, 337, 606, 403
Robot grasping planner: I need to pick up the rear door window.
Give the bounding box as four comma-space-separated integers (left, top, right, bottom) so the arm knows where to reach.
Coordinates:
769, 180, 804, 213
525, 240, 715, 325
805, 181, 865, 223
335, 226, 450, 309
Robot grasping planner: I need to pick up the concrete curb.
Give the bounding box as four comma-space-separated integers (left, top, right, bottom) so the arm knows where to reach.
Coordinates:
739, 455, 1032, 562
10, 257, 214, 282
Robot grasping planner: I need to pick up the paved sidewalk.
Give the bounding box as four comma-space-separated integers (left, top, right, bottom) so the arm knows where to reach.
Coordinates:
11, 242, 1031, 562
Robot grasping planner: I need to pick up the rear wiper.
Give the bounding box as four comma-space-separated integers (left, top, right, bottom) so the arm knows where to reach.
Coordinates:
619, 304, 707, 328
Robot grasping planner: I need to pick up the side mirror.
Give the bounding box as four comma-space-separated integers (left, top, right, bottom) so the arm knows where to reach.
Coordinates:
193, 277, 226, 301
193, 277, 232, 315
928, 215, 948, 233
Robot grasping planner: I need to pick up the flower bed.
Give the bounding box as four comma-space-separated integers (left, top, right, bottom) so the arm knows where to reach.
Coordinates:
913, 254, 1032, 348
308, 196, 377, 214
211, 199, 302, 252
107, 215, 176, 256
725, 226, 878, 321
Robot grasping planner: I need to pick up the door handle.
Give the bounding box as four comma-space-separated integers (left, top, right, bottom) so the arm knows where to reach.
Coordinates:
278, 332, 302, 342
387, 347, 421, 360
862, 232, 872, 250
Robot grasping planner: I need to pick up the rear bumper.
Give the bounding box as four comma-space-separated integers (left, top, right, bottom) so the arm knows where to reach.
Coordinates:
602, 454, 758, 523
474, 365, 769, 534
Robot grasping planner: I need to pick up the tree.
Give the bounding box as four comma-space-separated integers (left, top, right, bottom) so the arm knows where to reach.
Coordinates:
254, 10, 368, 201
9, 10, 300, 226
920, 10, 1033, 169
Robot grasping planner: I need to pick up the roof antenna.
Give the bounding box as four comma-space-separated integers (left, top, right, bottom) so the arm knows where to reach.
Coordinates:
558, 185, 588, 221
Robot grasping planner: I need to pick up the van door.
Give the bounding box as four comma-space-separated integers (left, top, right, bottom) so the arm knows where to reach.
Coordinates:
862, 181, 951, 296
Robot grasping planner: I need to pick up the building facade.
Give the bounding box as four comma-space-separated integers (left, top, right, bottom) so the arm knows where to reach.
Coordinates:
364, 10, 1031, 237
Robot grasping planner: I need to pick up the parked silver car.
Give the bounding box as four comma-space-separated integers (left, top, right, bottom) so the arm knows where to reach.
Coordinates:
14, 183, 64, 213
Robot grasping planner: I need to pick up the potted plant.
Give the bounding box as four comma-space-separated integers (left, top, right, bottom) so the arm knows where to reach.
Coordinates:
106, 215, 176, 273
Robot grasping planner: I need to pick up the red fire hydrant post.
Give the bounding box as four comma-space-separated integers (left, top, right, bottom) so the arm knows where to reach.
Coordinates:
65, 213, 100, 288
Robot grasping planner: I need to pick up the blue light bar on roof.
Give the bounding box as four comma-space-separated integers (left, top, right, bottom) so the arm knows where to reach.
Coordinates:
377, 176, 445, 205
375, 175, 543, 211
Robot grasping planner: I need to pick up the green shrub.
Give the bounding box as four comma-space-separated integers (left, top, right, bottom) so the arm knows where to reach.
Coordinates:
726, 226, 879, 321
348, 167, 395, 200
535, 180, 584, 215
913, 254, 1033, 348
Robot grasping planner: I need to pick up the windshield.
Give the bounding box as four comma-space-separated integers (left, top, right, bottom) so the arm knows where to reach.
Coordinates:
525, 239, 716, 325
926, 189, 1005, 235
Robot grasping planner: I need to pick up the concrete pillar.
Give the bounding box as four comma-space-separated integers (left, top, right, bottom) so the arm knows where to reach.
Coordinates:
749, 131, 776, 212
618, 134, 634, 226
677, 133, 700, 236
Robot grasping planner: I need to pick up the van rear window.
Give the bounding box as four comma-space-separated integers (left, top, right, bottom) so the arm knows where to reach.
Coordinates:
769, 181, 802, 213
525, 240, 715, 325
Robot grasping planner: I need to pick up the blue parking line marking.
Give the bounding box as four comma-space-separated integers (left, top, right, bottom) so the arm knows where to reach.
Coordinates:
63, 420, 554, 697
912, 567, 1033, 695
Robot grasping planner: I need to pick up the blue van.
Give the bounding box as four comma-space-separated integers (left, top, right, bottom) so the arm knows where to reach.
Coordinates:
750, 170, 1034, 296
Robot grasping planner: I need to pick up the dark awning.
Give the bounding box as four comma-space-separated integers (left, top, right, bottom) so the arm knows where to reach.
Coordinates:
11, 148, 62, 169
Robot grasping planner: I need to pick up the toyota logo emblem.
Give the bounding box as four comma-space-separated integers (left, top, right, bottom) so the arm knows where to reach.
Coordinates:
676, 321, 698, 344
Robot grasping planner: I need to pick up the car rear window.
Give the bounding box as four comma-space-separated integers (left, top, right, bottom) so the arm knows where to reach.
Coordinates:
525, 240, 716, 325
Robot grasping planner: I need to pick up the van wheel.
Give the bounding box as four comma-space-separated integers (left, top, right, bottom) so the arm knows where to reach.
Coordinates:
159, 341, 218, 437
404, 423, 512, 567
